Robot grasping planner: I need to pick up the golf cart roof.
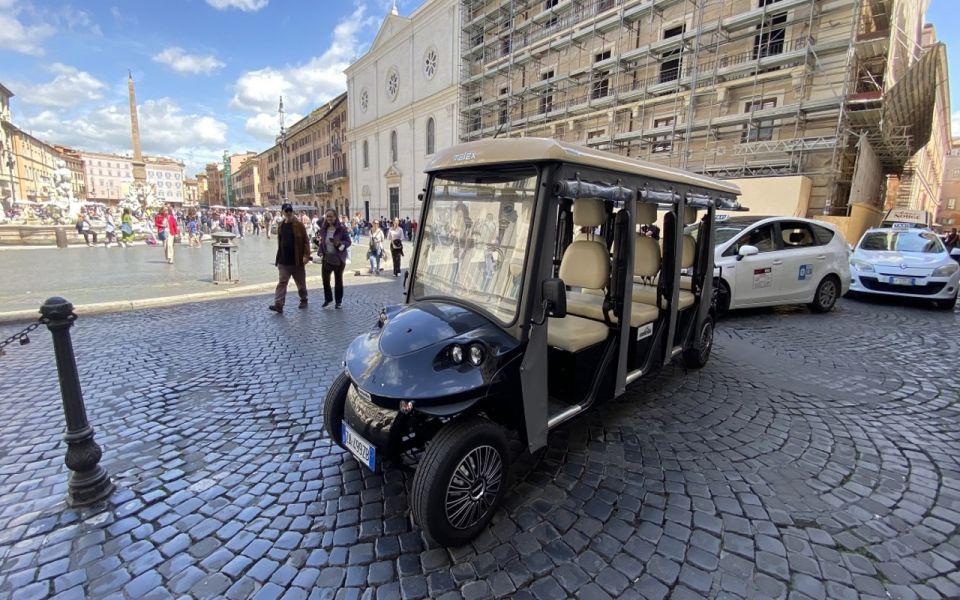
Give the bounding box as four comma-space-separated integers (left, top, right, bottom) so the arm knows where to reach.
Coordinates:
426, 138, 741, 198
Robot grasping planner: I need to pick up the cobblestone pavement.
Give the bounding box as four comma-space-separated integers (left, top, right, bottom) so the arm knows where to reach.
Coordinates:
0, 285, 958, 600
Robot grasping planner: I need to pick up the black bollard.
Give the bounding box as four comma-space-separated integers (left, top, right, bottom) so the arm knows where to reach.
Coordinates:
40, 297, 114, 507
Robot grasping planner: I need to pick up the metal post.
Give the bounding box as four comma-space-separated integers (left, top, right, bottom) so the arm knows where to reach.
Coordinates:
40, 297, 114, 507
6, 153, 16, 206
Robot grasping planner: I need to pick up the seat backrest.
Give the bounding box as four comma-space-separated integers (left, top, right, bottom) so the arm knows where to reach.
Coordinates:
559, 241, 609, 290
681, 234, 696, 269
635, 235, 661, 278
573, 198, 605, 227
636, 202, 657, 225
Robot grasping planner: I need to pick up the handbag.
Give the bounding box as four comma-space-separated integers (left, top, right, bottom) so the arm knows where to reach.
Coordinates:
158, 228, 167, 242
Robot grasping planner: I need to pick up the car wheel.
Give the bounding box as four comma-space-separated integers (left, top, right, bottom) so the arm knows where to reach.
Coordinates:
935, 295, 957, 310
323, 371, 352, 447
411, 416, 510, 547
715, 278, 731, 317
810, 276, 839, 313
682, 315, 714, 369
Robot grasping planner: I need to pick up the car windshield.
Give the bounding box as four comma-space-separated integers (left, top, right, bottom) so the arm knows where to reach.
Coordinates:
685, 220, 751, 245
859, 231, 944, 254
412, 168, 538, 325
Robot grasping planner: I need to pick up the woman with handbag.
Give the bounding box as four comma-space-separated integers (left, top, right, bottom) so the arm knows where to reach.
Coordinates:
367, 220, 385, 274
318, 208, 352, 308
103, 208, 118, 248
387, 218, 405, 277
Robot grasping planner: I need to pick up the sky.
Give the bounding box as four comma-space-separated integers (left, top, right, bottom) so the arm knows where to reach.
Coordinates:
1, 0, 958, 177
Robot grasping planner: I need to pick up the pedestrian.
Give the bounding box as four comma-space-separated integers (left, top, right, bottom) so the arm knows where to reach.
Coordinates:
367, 220, 385, 274
945, 228, 959, 250
264, 210, 273, 239
387, 218, 405, 277
251, 212, 261, 236
103, 208, 118, 248
410, 219, 418, 242
154, 205, 178, 264
76, 210, 98, 246
318, 208, 352, 308
269, 203, 311, 314
120, 208, 135, 247
188, 209, 201, 248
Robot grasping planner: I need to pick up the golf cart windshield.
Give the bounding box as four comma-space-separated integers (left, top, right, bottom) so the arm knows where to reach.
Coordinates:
412, 167, 538, 325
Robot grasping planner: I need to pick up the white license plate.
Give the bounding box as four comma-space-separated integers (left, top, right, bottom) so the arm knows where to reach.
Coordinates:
888, 276, 914, 286
342, 423, 376, 471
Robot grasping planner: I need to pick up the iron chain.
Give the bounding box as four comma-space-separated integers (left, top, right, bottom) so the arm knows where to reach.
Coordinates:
0, 319, 43, 357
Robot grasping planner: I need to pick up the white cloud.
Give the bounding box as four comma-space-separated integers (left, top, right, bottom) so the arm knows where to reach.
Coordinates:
0, 1, 54, 55
244, 111, 303, 141
952, 110, 960, 140
153, 47, 226, 75
230, 3, 374, 140
16, 63, 107, 108
21, 98, 228, 166
206, 0, 268, 12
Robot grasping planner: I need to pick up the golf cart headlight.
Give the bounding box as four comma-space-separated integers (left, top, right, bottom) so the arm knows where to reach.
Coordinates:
933, 263, 959, 277
468, 343, 485, 366
449, 344, 464, 364
850, 259, 874, 273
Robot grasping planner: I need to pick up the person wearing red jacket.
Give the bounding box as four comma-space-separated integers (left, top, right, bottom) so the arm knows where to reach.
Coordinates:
154, 205, 179, 264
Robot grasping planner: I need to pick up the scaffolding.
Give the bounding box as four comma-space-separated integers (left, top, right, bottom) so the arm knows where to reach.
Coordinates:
458, 0, 924, 214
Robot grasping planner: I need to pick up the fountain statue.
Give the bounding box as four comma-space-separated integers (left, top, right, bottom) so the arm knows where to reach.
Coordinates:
49, 159, 82, 223
120, 180, 161, 214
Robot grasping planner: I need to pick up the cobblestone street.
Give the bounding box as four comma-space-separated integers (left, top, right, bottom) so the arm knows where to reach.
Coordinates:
0, 283, 958, 600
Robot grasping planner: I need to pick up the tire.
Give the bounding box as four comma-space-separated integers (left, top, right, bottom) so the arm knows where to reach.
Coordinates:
411, 416, 510, 547
323, 371, 352, 447
809, 276, 839, 313
935, 295, 957, 310
715, 278, 731, 317
682, 315, 714, 369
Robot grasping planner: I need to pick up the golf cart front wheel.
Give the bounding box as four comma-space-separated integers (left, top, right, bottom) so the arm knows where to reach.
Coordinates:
323, 371, 351, 447
411, 416, 510, 547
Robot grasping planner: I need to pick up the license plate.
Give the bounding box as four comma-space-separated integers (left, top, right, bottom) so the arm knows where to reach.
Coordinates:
342, 423, 376, 471
888, 276, 914, 286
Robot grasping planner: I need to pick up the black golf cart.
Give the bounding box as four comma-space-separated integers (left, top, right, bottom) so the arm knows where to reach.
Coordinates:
324, 138, 742, 546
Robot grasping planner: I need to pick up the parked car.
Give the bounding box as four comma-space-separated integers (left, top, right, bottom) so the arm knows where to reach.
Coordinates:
690, 216, 850, 314
323, 137, 742, 546
848, 226, 959, 310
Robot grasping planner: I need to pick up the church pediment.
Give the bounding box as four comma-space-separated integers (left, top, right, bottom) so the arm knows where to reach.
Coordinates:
368, 12, 411, 54
384, 164, 402, 179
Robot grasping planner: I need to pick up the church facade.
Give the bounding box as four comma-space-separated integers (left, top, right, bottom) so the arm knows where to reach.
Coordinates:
345, 0, 459, 223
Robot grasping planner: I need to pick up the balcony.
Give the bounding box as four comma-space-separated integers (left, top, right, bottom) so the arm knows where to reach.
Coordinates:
326, 169, 348, 182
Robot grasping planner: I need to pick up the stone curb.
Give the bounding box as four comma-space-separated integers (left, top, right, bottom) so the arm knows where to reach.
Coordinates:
0, 268, 399, 325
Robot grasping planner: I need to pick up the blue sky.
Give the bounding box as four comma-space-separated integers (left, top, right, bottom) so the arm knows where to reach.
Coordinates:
1, 0, 958, 176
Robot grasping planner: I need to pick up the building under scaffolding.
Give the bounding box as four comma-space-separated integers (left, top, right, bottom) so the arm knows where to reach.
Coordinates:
458, 0, 947, 222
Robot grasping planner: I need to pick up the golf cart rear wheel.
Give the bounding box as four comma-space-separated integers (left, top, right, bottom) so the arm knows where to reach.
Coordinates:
682, 316, 714, 369
323, 371, 351, 447
412, 416, 510, 547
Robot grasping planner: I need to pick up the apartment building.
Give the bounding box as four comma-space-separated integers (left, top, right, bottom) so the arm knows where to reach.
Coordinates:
231, 156, 260, 206
144, 156, 186, 205
53, 145, 87, 201
459, 0, 946, 233
6, 123, 61, 203
205, 163, 223, 205
260, 92, 349, 214
0, 84, 14, 206
937, 142, 960, 230
184, 178, 201, 205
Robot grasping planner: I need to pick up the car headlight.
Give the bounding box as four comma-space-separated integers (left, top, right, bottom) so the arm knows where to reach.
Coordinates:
932, 263, 959, 277
449, 344, 463, 364
850, 259, 875, 273
468, 343, 485, 366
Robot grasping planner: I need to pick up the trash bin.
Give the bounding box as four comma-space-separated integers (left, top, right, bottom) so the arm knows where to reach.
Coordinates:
55, 227, 68, 249
211, 231, 239, 284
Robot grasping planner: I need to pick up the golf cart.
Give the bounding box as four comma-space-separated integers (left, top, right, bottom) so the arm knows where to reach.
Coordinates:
324, 138, 742, 546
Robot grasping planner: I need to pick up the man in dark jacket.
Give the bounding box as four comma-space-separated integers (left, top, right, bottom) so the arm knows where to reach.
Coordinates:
269, 204, 312, 314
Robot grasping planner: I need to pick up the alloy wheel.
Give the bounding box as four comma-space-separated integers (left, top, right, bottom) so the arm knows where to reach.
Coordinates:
445, 445, 503, 530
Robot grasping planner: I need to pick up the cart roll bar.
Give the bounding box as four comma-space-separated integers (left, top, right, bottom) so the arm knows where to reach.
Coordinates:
555, 180, 634, 202
638, 189, 745, 212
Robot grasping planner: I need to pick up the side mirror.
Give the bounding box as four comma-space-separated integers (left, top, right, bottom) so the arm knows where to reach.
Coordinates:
737, 245, 759, 260
542, 278, 567, 318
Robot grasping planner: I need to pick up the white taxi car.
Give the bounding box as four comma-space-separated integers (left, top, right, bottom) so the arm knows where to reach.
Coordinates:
848, 226, 959, 310
698, 216, 851, 313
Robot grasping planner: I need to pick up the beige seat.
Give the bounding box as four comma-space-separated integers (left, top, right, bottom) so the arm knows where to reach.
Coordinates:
564, 198, 610, 320
633, 234, 696, 309
549, 216, 610, 352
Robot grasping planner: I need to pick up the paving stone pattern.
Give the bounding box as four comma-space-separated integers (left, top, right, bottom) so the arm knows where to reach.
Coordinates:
0, 288, 958, 599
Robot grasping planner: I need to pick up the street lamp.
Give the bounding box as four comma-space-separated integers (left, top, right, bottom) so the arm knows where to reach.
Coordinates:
4, 150, 15, 206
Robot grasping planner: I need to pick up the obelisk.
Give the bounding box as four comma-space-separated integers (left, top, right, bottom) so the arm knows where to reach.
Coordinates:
128, 72, 146, 183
